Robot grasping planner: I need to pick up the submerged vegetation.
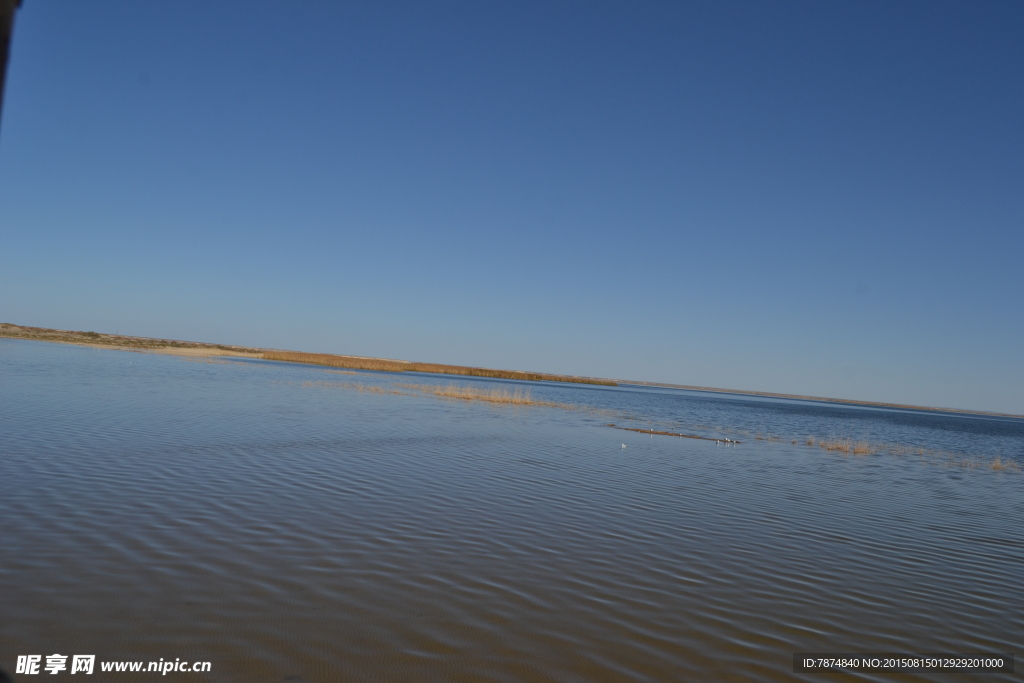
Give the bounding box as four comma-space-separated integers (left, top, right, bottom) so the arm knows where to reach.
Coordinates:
285, 376, 1024, 474
793, 434, 1018, 471
615, 424, 1017, 472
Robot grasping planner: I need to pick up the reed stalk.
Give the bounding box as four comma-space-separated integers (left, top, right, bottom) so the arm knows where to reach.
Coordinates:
261, 350, 615, 386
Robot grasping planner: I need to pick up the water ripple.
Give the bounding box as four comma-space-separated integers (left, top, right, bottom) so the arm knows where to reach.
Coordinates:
1, 340, 1021, 681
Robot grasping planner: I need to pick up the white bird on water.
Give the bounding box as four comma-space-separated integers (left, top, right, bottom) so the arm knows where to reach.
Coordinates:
621, 443, 627, 449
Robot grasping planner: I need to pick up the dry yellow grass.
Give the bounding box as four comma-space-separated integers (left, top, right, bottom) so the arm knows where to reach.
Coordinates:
298, 376, 575, 409
399, 383, 574, 409
261, 350, 616, 386
990, 458, 1020, 472
268, 351, 410, 373
821, 439, 852, 452
0, 323, 262, 357
799, 437, 878, 455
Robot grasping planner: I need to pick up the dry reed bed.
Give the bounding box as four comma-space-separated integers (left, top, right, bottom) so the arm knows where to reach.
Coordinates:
300, 379, 575, 408
801, 436, 876, 454
398, 383, 574, 409
262, 350, 615, 386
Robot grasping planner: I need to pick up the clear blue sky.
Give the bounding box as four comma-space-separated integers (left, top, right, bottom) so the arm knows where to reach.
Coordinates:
2, 1, 1022, 413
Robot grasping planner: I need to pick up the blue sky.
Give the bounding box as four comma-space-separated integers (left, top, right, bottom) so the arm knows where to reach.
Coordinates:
1, 1, 1022, 413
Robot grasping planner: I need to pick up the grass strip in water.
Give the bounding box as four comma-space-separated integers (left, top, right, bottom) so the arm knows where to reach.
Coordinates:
299, 379, 575, 409
399, 383, 574, 409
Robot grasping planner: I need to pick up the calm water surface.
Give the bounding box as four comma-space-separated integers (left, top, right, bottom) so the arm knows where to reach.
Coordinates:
2, 339, 1022, 682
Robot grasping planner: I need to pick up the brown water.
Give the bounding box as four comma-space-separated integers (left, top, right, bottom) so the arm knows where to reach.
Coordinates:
2, 339, 1021, 681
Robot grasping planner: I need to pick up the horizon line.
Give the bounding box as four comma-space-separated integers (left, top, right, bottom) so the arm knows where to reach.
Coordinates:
3, 321, 1020, 420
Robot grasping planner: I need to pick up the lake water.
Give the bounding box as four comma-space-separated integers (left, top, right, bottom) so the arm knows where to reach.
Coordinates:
2, 338, 1021, 682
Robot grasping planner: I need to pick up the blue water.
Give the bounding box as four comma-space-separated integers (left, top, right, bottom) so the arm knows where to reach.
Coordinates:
2, 338, 1021, 682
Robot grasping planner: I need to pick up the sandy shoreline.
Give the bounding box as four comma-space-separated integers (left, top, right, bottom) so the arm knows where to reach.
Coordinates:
0, 323, 613, 386
72, 343, 264, 358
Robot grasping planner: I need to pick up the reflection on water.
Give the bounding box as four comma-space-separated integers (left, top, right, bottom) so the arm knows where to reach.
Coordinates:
2, 339, 1021, 682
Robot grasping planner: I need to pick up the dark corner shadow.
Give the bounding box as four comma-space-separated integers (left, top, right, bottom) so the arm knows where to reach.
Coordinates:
1, 0, 23, 131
